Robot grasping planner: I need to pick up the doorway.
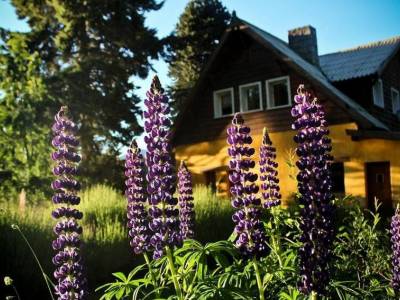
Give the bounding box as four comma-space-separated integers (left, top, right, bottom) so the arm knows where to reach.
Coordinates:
365, 161, 392, 215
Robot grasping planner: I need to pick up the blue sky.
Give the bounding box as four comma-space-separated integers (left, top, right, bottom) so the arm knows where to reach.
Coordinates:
1, 0, 400, 147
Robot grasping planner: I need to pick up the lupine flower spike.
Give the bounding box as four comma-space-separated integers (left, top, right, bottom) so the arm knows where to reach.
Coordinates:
144, 75, 182, 259
125, 139, 151, 254
391, 205, 400, 293
259, 127, 281, 208
227, 113, 268, 258
291, 85, 334, 296
51, 106, 87, 300
178, 161, 195, 240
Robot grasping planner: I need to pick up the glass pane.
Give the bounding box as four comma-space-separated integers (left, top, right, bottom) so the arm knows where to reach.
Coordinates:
269, 80, 289, 107
220, 92, 232, 116
242, 85, 260, 111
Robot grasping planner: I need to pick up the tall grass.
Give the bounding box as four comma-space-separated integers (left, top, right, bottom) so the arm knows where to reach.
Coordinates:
0, 184, 233, 299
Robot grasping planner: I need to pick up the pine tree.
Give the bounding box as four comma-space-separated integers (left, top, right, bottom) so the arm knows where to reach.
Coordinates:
166, 0, 231, 110
0, 0, 164, 191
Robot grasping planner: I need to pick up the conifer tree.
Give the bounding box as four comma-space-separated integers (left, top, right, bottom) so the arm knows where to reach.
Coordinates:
0, 1, 164, 191
166, 0, 231, 110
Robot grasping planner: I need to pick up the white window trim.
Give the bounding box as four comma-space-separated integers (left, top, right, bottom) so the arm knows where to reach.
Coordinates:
238, 81, 263, 113
391, 87, 400, 114
213, 87, 235, 119
372, 79, 384, 108
265, 76, 292, 110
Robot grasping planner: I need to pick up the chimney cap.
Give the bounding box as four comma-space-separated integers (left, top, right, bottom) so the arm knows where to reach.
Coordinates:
288, 25, 316, 36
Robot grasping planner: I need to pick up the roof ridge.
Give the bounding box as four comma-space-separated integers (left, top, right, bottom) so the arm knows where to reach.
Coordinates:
320, 36, 400, 57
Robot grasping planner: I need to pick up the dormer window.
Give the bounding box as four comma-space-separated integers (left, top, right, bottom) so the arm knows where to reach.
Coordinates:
213, 88, 234, 118
266, 76, 291, 109
239, 82, 262, 112
391, 87, 400, 114
372, 79, 384, 108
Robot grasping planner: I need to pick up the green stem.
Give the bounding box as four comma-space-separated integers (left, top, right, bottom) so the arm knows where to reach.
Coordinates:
311, 291, 318, 300
165, 246, 183, 300
12, 284, 21, 300
143, 252, 160, 297
252, 257, 265, 300
12, 224, 55, 300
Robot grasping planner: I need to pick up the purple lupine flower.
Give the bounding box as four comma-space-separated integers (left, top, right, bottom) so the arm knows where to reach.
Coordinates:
125, 140, 151, 255
291, 85, 334, 295
259, 127, 281, 209
227, 113, 268, 258
51, 106, 87, 300
177, 161, 195, 240
391, 206, 400, 292
144, 75, 182, 259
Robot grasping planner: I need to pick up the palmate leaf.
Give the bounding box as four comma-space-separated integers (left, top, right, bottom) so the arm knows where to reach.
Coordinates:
96, 266, 151, 300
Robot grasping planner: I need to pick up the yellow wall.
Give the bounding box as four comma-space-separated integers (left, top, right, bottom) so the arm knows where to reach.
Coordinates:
175, 122, 400, 205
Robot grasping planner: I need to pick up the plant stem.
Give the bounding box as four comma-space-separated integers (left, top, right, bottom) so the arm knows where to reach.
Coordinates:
311, 291, 318, 300
143, 252, 160, 297
252, 257, 265, 300
12, 225, 55, 300
12, 284, 21, 300
165, 245, 183, 300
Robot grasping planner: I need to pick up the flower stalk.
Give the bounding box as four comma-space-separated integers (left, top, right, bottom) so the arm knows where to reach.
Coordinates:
144, 75, 182, 259
259, 127, 281, 209
178, 160, 195, 240
390, 205, 400, 294
51, 106, 87, 299
252, 257, 265, 300
291, 85, 334, 296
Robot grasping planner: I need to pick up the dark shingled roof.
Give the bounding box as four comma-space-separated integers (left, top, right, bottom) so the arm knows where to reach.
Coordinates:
319, 37, 400, 82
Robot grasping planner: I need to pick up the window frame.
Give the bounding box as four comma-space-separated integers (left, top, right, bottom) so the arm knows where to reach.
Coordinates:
372, 79, 384, 108
238, 81, 263, 113
213, 87, 235, 119
391, 87, 400, 114
265, 76, 292, 110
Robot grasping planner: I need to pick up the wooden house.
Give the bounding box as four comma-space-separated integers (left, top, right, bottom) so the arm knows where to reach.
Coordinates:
172, 16, 400, 210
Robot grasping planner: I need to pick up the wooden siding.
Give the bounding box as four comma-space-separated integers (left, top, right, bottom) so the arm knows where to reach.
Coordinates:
333, 51, 400, 131
173, 32, 353, 146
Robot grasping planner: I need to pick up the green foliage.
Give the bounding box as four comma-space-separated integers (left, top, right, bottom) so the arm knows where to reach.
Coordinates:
97, 197, 396, 300
0, 184, 234, 299
166, 0, 231, 109
332, 197, 392, 298
0, 0, 165, 191
0, 31, 52, 199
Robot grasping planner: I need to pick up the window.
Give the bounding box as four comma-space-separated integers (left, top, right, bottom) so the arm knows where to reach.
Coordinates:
266, 76, 291, 109
372, 79, 384, 108
213, 88, 234, 118
239, 82, 262, 112
331, 162, 345, 194
391, 87, 400, 114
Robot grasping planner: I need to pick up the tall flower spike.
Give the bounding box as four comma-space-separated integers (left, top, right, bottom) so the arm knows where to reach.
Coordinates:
391, 206, 400, 293
144, 75, 182, 259
178, 161, 195, 240
291, 85, 334, 296
125, 140, 151, 254
51, 106, 87, 300
259, 127, 281, 208
227, 113, 268, 258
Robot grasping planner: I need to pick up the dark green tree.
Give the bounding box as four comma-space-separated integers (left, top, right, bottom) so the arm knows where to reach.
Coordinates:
166, 0, 231, 110
0, 0, 164, 194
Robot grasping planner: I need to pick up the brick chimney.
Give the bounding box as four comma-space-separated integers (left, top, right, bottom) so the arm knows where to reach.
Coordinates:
288, 25, 319, 66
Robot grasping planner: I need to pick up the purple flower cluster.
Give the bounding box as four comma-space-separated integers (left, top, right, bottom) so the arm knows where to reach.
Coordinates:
227, 113, 268, 258
291, 85, 334, 295
391, 207, 400, 292
51, 106, 87, 300
125, 140, 151, 255
144, 75, 182, 259
259, 128, 281, 209
178, 161, 195, 240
